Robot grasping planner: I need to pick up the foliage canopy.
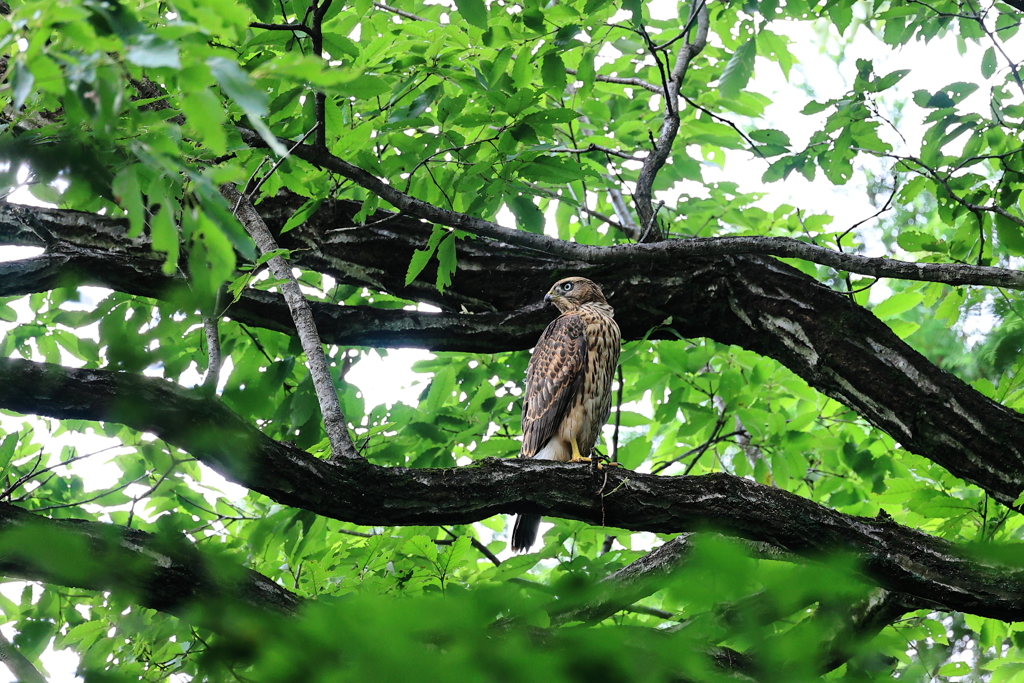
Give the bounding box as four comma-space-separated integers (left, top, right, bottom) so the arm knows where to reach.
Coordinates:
0, 0, 1023, 679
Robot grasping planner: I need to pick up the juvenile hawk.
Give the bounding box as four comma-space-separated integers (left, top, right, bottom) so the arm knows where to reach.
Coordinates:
511, 277, 621, 552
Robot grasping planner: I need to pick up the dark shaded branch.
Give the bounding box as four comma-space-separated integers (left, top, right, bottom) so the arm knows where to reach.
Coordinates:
6, 199, 1024, 510
227, 135, 1024, 290
249, 21, 313, 35
0, 501, 301, 623
1, 356, 1024, 622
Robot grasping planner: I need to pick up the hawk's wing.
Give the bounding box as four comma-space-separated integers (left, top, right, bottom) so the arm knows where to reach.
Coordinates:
521, 313, 588, 458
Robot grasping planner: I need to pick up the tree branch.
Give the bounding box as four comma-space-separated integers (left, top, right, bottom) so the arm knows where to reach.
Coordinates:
1, 356, 1024, 622
372, 1, 430, 22
7, 199, 1024, 510
0, 631, 47, 683
633, 0, 710, 239
221, 186, 359, 460
226, 136, 1024, 291
0, 501, 301, 624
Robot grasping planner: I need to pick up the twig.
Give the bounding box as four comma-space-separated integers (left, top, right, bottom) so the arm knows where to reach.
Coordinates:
633, 0, 710, 238
310, 0, 334, 148
1, 445, 118, 499
612, 365, 624, 463
548, 144, 644, 162
860, 148, 1024, 229
680, 94, 767, 160
566, 68, 662, 94
221, 185, 360, 460
373, 1, 429, 21
440, 527, 502, 567
836, 176, 900, 247
126, 458, 186, 528
654, 0, 708, 50
521, 181, 625, 233
245, 124, 320, 199
34, 473, 150, 511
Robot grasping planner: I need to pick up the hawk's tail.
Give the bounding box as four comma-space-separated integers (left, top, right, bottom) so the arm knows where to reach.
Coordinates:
511, 514, 541, 553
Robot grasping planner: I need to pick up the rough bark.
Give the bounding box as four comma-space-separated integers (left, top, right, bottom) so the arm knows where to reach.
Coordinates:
0, 356, 1022, 622
4, 199, 1024, 507
0, 501, 301, 620
221, 185, 359, 460
0, 631, 47, 683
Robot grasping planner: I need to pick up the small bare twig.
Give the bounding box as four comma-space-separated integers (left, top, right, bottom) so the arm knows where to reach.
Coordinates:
836, 176, 900, 248
680, 95, 768, 160
245, 124, 320, 200
565, 68, 662, 94
373, 1, 429, 21
34, 473, 150, 512
548, 144, 644, 162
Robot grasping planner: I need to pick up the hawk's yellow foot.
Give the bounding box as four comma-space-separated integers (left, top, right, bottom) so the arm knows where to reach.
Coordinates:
568, 438, 591, 463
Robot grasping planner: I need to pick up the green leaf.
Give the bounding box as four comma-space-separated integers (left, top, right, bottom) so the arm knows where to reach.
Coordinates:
186, 209, 237, 313
405, 225, 447, 286
996, 214, 1024, 256
982, 47, 997, 79
323, 33, 361, 59
553, 24, 581, 47
112, 164, 145, 238
281, 198, 323, 234
435, 232, 457, 293
181, 88, 228, 154
455, 0, 488, 29
896, 230, 944, 253
150, 204, 180, 273
522, 109, 581, 125
207, 56, 287, 155
425, 365, 457, 414
583, 0, 613, 14
208, 56, 268, 117
10, 59, 35, 110
749, 129, 790, 146
126, 34, 181, 69
507, 194, 545, 234
871, 290, 923, 319
719, 38, 757, 99
336, 75, 390, 99
541, 52, 567, 91
938, 662, 971, 677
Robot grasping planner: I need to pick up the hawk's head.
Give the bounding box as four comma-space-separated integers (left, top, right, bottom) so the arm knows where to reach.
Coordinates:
543, 277, 608, 312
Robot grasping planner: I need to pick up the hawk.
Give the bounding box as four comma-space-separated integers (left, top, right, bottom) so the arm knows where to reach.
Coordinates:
511, 277, 621, 552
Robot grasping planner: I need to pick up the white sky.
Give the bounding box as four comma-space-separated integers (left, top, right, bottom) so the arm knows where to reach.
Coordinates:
0, 6, 1021, 682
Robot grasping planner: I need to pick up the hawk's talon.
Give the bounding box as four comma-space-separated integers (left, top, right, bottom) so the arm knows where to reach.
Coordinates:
568, 456, 592, 463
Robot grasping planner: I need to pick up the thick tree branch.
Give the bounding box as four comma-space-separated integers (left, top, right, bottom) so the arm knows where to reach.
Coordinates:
1, 356, 1023, 622
0, 501, 301, 622
226, 136, 1024, 291
6, 199, 1024, 508
0, 631, 47, 683
221, 186, 359, 460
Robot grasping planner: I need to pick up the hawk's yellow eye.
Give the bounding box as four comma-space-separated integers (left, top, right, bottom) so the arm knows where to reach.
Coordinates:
562, 282, 573, 291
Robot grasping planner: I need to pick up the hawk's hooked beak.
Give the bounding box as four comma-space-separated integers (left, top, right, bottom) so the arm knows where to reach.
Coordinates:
543, 293, 555, 304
